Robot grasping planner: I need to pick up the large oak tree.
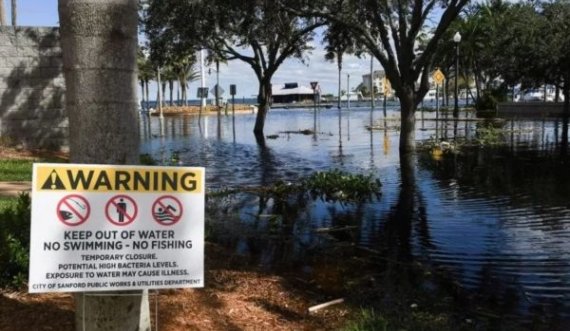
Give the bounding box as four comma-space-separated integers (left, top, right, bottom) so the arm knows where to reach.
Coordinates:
144, 0, 324, 138
287, 0, 470, 152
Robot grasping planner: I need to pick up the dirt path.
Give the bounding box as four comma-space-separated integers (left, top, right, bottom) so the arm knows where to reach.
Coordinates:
0, 182, 31, 197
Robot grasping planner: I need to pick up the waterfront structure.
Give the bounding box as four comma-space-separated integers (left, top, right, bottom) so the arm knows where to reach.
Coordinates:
272, 83, 315, 103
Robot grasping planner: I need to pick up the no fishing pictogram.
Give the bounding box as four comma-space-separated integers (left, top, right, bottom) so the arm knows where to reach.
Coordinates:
56, 195, 90, 226
152, 196, 183, 226
105, 195, 138, 226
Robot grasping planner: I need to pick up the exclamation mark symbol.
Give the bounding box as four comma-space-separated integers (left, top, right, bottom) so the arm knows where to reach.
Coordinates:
41, 169, 63, 190
51, 171, 57, 189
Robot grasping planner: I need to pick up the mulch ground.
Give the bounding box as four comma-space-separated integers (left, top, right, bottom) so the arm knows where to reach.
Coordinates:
0, 148, 348, 330
0, 244, 348, 331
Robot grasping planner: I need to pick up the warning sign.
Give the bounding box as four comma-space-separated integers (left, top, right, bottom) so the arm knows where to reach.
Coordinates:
29, 163, 205, 293
152, 196, 183, 226
432, 68, 445, 85
34, 165, 203, 193
105, 195, 138, 226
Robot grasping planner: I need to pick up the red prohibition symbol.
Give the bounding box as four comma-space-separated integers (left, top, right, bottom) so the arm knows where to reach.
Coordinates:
105, 195, 138, 226
152, 195, 183, 226
56, 194, 90, 226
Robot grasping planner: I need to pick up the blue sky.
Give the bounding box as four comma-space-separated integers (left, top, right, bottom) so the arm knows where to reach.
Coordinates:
6, 0, 380, 99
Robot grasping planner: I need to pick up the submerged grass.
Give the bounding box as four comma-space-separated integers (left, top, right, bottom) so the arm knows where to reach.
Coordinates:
343, 309, 388, 331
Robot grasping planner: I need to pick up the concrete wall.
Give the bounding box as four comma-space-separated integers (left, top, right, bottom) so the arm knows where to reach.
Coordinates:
0, 27, 66, 150
498, 102, 564, 117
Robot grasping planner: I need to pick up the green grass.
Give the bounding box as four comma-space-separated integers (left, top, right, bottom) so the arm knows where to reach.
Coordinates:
0, 160, 34, 181
343, 309, 388, 331
342, 307, 468, 331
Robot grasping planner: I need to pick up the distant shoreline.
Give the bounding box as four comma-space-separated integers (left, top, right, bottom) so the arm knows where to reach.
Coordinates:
148, 104, 257, 116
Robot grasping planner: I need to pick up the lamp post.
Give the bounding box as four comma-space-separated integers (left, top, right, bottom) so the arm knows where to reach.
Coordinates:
453, 31, 461, 118
311, 81, 319, 133
208, 60, 221, 115
347, 73, 351, 111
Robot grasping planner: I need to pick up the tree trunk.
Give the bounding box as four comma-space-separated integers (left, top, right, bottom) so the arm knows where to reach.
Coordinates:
169, 80, 174, 106
58, 1, 150, 330
161, 81, 166, 107
0, 1, 6, 25
11, 0, 16, 26
398, 88, 417, 153
337, 60, 342, 109
253, 79, 272, 136
139, 80, 145, 110
144, 80, 149, 109
562, 82, 570, 116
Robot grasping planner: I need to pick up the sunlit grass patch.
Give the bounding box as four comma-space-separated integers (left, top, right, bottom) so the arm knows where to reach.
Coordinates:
0, 160, 34, 181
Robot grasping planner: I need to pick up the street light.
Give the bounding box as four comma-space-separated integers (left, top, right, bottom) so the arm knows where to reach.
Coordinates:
310, 81, 319, 135
453, 31, 461, 117
208, 60, 221, 114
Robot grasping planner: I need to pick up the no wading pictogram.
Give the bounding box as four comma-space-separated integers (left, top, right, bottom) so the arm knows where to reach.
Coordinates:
56, 195, 90, 226
152, 195, 183, 225
105, 195, 138, 226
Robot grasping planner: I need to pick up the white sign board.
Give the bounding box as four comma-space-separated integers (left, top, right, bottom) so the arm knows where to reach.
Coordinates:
29, 163, 205, 293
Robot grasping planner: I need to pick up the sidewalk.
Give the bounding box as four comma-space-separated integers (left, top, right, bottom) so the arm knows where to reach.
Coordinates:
0, 181, 31, 197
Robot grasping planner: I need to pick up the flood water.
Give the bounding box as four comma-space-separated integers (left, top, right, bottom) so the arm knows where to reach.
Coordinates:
140, 106, 570, 326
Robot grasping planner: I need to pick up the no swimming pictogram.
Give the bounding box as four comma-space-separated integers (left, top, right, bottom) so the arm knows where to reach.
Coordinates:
56, 195, 90, 226
152, 196, 183, 226
105, 195, 138, 226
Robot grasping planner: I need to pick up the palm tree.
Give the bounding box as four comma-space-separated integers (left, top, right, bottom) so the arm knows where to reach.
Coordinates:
161, 65, 177, 106
11, 0, 16, 26
137, 48, 154, 110
58, 0, 149, 330
323, 23, 359, 109
0, 1, 6, 25
172, 56, 198, 106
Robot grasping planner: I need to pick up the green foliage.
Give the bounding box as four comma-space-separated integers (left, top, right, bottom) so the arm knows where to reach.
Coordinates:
210, 170, 381, 205
0, 193, 31, 289
144, 0, 322, 113
475, 123, 504, 146
0, 197, 17, 212
342, 307, 464, 331
303, 170, 381, 203
475, 91, 498, 111
0, 159, 33, 181
343, 309, 388, 331
139, 153, 157, 165
453, 0, 570, 105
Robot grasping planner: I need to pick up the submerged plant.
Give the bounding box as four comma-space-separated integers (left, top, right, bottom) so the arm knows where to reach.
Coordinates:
208, 170, 381, 206
303, 170, 381, 202
474, 123, 505, 146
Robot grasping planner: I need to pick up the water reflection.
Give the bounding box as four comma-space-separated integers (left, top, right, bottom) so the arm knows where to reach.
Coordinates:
141, 108, 570, 325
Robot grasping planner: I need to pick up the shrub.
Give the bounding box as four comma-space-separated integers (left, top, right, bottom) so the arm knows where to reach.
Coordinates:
475, 92, 498, 111
0, 193, 31, 289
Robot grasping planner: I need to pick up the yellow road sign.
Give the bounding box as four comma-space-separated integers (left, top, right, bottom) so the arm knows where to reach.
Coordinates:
382, 77, 392, 95
432, 69, 445, 85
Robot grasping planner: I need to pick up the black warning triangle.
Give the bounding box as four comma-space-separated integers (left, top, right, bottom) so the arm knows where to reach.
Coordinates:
41, 170, 66, 190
